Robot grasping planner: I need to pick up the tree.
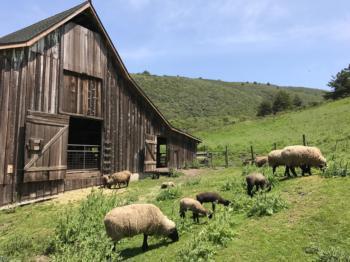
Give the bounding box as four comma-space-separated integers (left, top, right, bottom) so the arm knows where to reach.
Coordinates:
257, 100, 272, 117
142, 70, 151, 75
272, 90, 291, 114
325, 65, 350, 99
293, 94, 303, 107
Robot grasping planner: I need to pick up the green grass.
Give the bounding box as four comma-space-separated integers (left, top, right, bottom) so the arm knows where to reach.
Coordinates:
133, 73, 325, 132
196, 97, 350, 163
1, 98, 349, 261
1, 168, 350, 261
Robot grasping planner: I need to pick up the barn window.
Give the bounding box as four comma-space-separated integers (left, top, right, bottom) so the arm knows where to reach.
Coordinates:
67, 117, 102, 170
156, 137, 168, 168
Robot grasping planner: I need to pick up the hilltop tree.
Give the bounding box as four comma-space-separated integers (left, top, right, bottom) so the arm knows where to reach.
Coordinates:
272, 90, 291, 114
325, 65, 350, 99
293, 94, 303, 107
142, 70, 151, 75
257, 100, 273, 117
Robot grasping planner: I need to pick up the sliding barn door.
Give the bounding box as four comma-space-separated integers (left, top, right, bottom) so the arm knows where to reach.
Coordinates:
144, 134, 157, 172
24, 111, 69, 182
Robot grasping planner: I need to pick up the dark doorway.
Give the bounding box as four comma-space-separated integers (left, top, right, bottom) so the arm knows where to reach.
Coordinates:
156, 137, 168, 168
67, 117, 102, 170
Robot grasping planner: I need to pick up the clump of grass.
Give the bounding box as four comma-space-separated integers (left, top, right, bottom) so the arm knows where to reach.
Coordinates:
220, 179, 245, 193
184, 178, 201, 187
156, 187, 182, 201
305, 245, 350, 261
178, 234, 216, 262
48, 190, 121, 261
169, 168, 185, 177
1, 235, 35, 259
248, 193, 287, 217
322, 160, 349, 178
206, 212, 236, 247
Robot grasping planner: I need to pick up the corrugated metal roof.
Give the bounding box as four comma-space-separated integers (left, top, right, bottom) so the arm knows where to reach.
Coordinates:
0, 1, 88, 45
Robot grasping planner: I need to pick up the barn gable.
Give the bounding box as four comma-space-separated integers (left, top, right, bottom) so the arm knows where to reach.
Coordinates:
0, 1, 200, 206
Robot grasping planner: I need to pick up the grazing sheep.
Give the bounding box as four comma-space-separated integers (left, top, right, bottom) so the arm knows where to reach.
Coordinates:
161, 181, 175, 189
101, 175, 113, 188
110, 170, 132, 188
281, 145, 327, 176
196, 192, 231, 212
104, 204, 179, 251
179, 197, 213, 223
254, 156, 268, 167
268, 150, 285, 174
246, 172, 271, 197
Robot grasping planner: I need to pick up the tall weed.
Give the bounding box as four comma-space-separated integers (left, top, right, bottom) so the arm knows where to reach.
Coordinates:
248, 193, 287, 217
156, 187, 182, 201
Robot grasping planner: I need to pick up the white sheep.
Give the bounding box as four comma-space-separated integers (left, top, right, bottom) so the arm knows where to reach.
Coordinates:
179, 197, 213, 223
161, 181, 175, 189
110, 170, 132, 188
254, 156, 268, 167
268, 149, 285, 174
104, 203, 179, 251
281, 145, 327, 176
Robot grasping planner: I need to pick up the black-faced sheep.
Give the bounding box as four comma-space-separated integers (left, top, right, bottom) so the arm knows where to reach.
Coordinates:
161, 181, 175, 189
281, 145, 327, 176
179, 197, 213, 223
246, 172, 271, 197
254, 156, 268, 167
104, 204, 179, 251
196, 192, 231, 212
110, 170, 132, 188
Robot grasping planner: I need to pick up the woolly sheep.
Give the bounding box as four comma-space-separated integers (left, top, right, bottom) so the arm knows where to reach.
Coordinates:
281, 145, 327, 176
246, 172, 271, 197
161, 181, 175, 189
254, 156, 268, 167
110, 170, 132, 188
101, 175, 113, 189
268, 150, 285, 174
179, 197, 213, 223
104, 204, 179, 251
196, 192, 231, 212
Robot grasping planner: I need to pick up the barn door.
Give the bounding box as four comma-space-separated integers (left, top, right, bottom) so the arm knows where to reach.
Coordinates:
144, 134, 157, 172
23, 111, 69, 183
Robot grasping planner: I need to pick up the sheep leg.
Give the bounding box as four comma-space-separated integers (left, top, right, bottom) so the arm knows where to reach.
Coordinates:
180, 210, 186, 219
284, 166, 291, 177
247, 184, 253, 197
290, 167, 298, 177
142, 234, 149, 251
272, 166, 277, 174
212, 202, 216, 212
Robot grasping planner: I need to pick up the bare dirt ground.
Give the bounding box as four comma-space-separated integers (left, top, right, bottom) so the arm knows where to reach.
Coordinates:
180, 168, 206, 177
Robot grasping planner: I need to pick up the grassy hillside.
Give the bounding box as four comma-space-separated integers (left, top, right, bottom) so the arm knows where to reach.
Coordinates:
195, 97, 350, 163
132, 73, 325, 131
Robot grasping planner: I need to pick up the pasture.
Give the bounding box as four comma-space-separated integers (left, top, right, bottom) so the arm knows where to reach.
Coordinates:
1, 98, 350, 261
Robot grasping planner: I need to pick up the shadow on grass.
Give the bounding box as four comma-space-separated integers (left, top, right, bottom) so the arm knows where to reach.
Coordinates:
119, 240, 173, 260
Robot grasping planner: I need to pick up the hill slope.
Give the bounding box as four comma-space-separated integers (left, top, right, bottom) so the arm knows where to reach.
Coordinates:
196, 97, 350, 163
132, 73, 325, 131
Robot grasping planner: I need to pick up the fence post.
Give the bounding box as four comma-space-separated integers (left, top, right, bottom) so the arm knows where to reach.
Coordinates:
303, 134, 306, 146
250, 145, 254, 163
225, 146, 228, 168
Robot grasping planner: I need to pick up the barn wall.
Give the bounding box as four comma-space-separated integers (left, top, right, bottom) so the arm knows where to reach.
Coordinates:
0, 21, 198, 206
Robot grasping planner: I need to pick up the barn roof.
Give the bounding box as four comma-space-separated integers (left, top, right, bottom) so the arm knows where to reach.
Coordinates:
0, 1, 201, 143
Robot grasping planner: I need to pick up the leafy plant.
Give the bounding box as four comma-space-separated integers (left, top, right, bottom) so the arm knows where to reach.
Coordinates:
48, 190, 121, 261
178, 233, 216, 262
322, 161, 349, 178
305, 245, 350, 262
156, 187, 182, 201
206, 212, 236, 247
248, 193, 287, 217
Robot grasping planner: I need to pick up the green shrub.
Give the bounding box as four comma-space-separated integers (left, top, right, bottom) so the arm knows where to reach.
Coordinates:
178, 233, 216, 262
156, 187, 182, 201
206, 212, 235, 247
322, 161, 349, 178
305, 245, 350, 262
48, 190, 121, 261
248, 193, 287, 217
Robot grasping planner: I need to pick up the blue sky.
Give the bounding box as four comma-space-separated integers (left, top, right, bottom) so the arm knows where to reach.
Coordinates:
1, 1, 350, 89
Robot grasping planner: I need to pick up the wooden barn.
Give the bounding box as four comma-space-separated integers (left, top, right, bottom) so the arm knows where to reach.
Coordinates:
0, 1, 200, 207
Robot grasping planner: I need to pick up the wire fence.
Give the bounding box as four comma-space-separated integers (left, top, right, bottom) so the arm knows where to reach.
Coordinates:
196, 134, 350, 168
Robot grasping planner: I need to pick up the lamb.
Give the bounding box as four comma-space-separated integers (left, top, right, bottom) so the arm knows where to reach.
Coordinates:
101, 175, 113, 188
281, 145, 327, 176
254, 156, 268, 167
179, 197, 213, 223
196, 192, 231, 212
110, 170, 132, 188
161, 181, 175, 189
246, 172, 271, 197
104, 204, 179, 251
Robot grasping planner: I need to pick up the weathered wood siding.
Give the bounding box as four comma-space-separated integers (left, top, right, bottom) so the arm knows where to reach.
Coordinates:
0, 21, 198, 206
